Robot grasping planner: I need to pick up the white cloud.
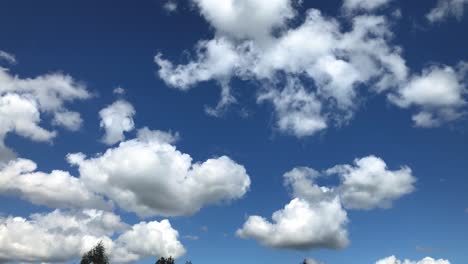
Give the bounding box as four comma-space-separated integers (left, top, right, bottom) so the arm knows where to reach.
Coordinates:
376, 256, 450, 264
112, 220, 186, 262
283, 166, 334, 203
113, 86, 126, 95
99, 100, 136, 145
163, 1, 178, 13
257, 79, 327, 137
426, 0, 468, 23
328, 156, 416, 210
0, 50, 16, 64
183, 235, 200, 241
0, 66, 91, 163
0, 158, 111, 210
342, 0, 393, 12
156, 0, 468, 134
238, 155, 415, 250
388, 63, 467, 127
68, 127, 250, 217
0, 209, 185, 263
236, 198, 349, 250
155, 6, 414, 136
190, 0, 296, 41
284, 156, 416, 210
304, 258, 325, 264
52, 110, 83, 131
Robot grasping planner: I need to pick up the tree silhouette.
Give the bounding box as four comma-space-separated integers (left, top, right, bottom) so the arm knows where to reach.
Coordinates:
155, 256, 175, 264
80, 241, 109, 264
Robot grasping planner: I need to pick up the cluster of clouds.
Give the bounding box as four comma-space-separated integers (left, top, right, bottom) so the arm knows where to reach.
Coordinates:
0, 209, 185, 263
0, 0, 465, 262
0, 102, 251, 261
237, 156, 416, 250
0, 54, 251, 262
155, 0, 467, 137
376, 256, 450, 264
0, 53, 91, 164
305, 256, 451, 264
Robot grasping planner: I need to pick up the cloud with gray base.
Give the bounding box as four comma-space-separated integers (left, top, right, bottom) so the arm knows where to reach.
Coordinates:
0, 209, 185, 263
237, 156, 416, 250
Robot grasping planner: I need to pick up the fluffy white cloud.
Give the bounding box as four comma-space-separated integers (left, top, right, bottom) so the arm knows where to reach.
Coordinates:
388, 63, 467, 127
52, 110, 83, 131
68, 127, 250, 217
99, 100, 136, 145
0, 50, 16, 64
257, 79, 327, 137
236, 198, 349, 250
238, 155, 415, 250
191, 0, 296, 41
155, 38, 241, 90
376, 256, 450, 264
157, 1, 468, 134
0, 66, 91, 163
283, 167, 334, 203
155, 5, 413, 135
0, 209, 185, 263
284, 156, 416, 210
112, 220, 185, 262
328, 156, 416, 210
342, 0, 393, 12
0, 158, 110, 210
426, 0, 468, 22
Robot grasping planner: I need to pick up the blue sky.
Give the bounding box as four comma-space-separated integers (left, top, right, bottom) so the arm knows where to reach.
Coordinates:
0, 0, 467, 263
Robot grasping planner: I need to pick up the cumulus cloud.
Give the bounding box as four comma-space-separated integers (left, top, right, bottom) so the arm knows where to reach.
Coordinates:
0, 158, 111, 210
68, 127, 250, 217
376, 256, 450, 264
99, 100, 136, 145
0, 209, 185, 263
257, 79, 327, 137
0, 50, 16, 64
283, 156, 416, 210
327, 156, 416, 210
237, 198, 349, 250
111, 220, 186, 262
1, 96, 247, 218
156, 0, 468, 135
0, 65, 91, 164
426, 0, 468, 23
155, 3, 416, 135
388, 63, 467, 127
52, 110, 83, 131
237, 155, 415, 250
342, 0, 393, 12
190, 0, 296, 41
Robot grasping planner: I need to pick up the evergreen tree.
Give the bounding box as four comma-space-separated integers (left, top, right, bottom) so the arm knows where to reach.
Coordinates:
80, 241, 109, 264
155, 256, 175, 264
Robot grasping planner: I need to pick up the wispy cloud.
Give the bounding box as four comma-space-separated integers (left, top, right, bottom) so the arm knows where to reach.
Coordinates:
0, 50, 16, 64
